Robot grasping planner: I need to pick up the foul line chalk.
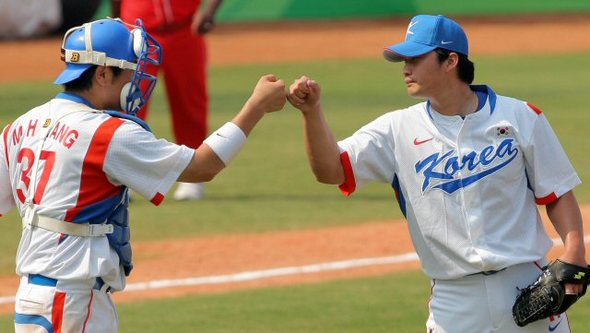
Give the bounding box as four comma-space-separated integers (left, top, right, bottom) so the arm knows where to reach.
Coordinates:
0, 252, 419, 305
0, 234, 588, 305
124, 252, 419, 292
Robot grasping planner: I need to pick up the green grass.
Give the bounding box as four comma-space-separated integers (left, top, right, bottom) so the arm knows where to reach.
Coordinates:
0, 271, 432, 332
0, 52, 589, 331
1, 53, 589, 275
1, 270, 589, 332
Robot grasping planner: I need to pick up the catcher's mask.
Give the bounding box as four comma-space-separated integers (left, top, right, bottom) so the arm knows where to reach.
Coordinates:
54, 18, 162, 116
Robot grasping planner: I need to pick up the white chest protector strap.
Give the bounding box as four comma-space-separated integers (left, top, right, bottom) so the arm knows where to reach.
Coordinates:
23, 213, 113, 237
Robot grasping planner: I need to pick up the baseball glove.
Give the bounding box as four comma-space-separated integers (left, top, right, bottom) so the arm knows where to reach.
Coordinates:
512, 259, 590, 327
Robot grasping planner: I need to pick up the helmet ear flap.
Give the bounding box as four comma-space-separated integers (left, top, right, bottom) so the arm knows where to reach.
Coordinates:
131, 29, 145, 58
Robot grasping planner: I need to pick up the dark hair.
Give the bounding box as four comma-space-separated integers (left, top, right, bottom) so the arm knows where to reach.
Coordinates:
435, 48, 474, 84
64, 66, 123, 91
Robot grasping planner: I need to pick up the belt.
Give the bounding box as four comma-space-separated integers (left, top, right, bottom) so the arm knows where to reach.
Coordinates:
28, 274, 111, 292
468, 268, 507, 276
28, 274, 57, 287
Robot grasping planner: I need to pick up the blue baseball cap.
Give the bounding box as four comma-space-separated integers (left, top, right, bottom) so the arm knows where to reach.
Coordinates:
384, 15, 468, 62
54, 19, 139, 85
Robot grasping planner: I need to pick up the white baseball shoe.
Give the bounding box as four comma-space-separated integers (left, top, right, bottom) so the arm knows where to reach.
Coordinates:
173, 182, 205, 201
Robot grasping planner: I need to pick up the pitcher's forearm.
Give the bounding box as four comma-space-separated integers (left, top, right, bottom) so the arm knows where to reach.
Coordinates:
547, 191, 586, 265
302, 108, 345, 184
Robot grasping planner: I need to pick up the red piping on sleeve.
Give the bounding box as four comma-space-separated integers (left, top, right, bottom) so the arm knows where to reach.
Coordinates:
151, 192, 165, 206
535, 192, 558, 205
527, 102, 543, 115
338, 151, 356, 196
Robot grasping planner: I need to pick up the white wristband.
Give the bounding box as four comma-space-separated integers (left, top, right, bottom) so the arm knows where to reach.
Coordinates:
203, 122, 247, 165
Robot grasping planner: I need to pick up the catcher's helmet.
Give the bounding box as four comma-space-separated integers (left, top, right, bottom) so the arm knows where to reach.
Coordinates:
54, 18, 162, 115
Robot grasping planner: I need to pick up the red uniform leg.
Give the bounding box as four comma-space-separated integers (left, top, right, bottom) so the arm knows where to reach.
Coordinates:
158, 27, 208, 148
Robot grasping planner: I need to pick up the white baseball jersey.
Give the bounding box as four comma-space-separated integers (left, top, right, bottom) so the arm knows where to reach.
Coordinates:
337, 85, 581, 280
0, 92, 194, 290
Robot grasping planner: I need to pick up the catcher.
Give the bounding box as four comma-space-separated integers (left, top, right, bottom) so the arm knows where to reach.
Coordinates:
0, 18, 285, 332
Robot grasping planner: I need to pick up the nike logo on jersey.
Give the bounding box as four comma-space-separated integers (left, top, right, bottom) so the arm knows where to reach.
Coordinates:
415, 138, 518, 194
548, 315, 563, 332
414, 137, 433, 145
548, 318, 562, 331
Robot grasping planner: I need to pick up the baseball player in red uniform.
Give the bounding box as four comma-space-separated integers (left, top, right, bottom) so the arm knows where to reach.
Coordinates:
112, 0, 223, 200
0, 18, 285, 332
287, 15, 587, 332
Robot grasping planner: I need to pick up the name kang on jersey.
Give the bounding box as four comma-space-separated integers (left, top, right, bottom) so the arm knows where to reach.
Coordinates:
11, 118, 79, 149
415, 138, 518, 194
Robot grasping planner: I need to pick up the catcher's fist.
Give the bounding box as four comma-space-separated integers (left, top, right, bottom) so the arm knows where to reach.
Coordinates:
248, 74, 286, 113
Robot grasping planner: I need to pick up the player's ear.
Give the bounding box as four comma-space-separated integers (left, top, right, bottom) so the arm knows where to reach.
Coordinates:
445, 53, 460, 72
94, 65, 109, 87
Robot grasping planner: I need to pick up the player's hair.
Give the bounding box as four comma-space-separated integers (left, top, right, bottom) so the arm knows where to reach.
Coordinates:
435, 48, 474, 84
64, 66, 124, 92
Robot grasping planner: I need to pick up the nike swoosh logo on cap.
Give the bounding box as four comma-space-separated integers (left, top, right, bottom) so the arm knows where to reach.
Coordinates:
441, 40, 453, 45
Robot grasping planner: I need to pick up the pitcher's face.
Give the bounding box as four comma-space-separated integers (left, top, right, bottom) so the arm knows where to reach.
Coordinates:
401, 51, 448, 99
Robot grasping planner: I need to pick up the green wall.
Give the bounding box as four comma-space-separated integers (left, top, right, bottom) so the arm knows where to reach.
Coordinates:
216, 0, 590, 22
96, 0, 590, 23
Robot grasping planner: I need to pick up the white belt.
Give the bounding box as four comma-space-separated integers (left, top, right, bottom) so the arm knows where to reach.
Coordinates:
24, 214, 113, 237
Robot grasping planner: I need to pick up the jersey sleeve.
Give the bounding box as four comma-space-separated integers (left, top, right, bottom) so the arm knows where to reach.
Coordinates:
104, 122, 194, 205
337, 113, 396, 195
522, 108, 581, 205
0, 125, 15, 216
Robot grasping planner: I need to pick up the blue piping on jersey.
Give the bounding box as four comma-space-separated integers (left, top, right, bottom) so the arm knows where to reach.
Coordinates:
426, 85, 497, 119
55, 91, 152, 132
524, 169, 534, 192
55, 92, 152, 132
15, 313, 54, 333
105, 110, 151, 132
391, 174, 407, 218
71, 191, 125, 223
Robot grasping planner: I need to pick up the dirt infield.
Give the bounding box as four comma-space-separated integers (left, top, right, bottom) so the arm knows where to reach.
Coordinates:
0, 14, 589, 315
0, 207, 588, 315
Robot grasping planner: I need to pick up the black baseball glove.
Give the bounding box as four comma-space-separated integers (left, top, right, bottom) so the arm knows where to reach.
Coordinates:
512, 259, 590, 327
